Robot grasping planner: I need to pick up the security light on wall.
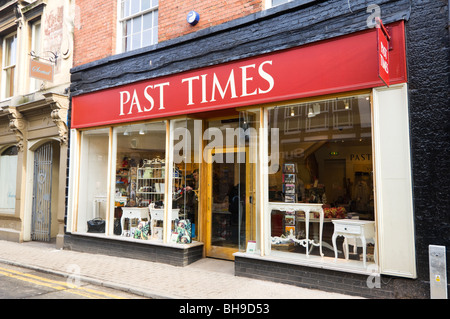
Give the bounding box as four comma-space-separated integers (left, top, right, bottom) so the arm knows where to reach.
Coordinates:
187, 11, 200, 26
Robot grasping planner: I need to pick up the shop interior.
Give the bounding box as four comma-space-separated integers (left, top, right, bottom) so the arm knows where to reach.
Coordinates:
268, 95, 376, 265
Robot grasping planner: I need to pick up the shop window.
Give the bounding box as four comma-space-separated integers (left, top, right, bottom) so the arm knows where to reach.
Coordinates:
78, 128, 110, 233
1, 32, 17, 100
119, 0, 158, 52
0, 146, 18, 213
30, 20, 42, 92
268, 95, 376, 266
171, 119, 201, 243
113, 121, 166, 241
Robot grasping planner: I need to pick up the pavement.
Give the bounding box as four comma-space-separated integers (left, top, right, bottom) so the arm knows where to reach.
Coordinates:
0, 239, 364, 299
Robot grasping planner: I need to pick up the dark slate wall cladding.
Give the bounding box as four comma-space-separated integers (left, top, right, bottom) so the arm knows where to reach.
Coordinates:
63, 234, 204, 267
405, 0, 450, 282
234, 256, 429, 299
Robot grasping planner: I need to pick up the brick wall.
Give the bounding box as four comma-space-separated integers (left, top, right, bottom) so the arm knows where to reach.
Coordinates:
73, 0, 117, 67
73, 0, 263, 67
158, 0, 263, 42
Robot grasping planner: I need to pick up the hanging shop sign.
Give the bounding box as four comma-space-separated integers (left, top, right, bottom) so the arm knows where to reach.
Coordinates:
30, 59, 54, 82
376, 18, 390, 86
71, 21, 406, 129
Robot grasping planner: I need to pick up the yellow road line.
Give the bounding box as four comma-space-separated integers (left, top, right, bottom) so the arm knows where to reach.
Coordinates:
0, 266, 125, 299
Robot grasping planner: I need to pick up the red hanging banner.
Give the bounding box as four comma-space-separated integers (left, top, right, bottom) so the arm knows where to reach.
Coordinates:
377, 18, 390, 86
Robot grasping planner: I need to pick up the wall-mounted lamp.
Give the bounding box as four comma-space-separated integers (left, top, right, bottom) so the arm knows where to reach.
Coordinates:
187, 11, 200, 26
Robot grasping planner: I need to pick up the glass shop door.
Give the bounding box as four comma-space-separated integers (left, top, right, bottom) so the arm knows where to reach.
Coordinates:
205, 147, 253, 260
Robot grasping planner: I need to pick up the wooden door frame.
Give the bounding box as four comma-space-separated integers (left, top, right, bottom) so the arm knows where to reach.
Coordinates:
204, 146, 251, 260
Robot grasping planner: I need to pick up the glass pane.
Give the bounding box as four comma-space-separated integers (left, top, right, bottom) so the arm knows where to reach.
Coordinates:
143, 12, 152, 30
131, 17, 142, 49
5, 67, 15, 98
124, 19, 131, 36
131, 33, 141, 50
142, 29, 152, 47
210, 151, 246, 250
142, 0, 151, 10
268, 95, 374, 259
78, 128, 110, 233
132, 16, 142, 34
130, 0, 140, 15
152, 0, 159, 8
172, 119, 201, 243
239, 110, 260, 252
4, 35, 17, 66
272, 0, 289, 7
0, 146, 18, 211
154, 10, 158, 25
124, 35, 131, 52
153, 26, 158, 44
33, 22, 41, 55
114, 122, 166, 241
122, 0, 130, 18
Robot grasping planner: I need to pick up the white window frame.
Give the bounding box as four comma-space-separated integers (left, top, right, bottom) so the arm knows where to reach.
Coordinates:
265, 0, 293, 9
1, 32, 17, 101
116, 0, 159, 54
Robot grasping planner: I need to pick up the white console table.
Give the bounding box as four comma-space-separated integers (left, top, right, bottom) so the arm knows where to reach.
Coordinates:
331, 219, 375, 267
268, 203, 324, 257
149, 204, 180, 239
121, 207, 149, 237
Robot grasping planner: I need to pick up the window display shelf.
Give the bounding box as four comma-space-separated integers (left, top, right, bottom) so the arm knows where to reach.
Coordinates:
136, 159, 183, 206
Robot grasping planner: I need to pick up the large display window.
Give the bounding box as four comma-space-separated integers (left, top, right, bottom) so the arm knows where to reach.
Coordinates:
0, 146, 18, 213
112, 121, 167, 241
170, 118, 202, 243
78, 128, 110, 233
267, 94, 376, 267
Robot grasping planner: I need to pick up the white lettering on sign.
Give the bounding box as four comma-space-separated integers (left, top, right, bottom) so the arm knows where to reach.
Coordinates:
119, 60, 275, 116
182, 60, 274, 106
32, 66, 51, 75
380, 41, 388, 59
379, 41, 389, 74
380, 54, 389, 74
119, 82, 170, 116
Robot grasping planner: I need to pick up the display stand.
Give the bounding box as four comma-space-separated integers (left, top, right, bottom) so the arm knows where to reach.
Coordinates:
136, 158, 182, 207
269, 202, 324, 257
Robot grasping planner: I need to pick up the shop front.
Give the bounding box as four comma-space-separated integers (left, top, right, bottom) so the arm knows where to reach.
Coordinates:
68, 20, 416, 295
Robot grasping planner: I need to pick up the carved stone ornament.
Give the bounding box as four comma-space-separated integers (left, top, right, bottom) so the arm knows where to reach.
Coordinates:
45, 93, 69, 146
5, 107, 26, 152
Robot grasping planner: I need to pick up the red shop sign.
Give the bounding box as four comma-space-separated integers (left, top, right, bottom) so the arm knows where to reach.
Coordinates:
377, 18, 390, 86
71, 21, 406, 129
